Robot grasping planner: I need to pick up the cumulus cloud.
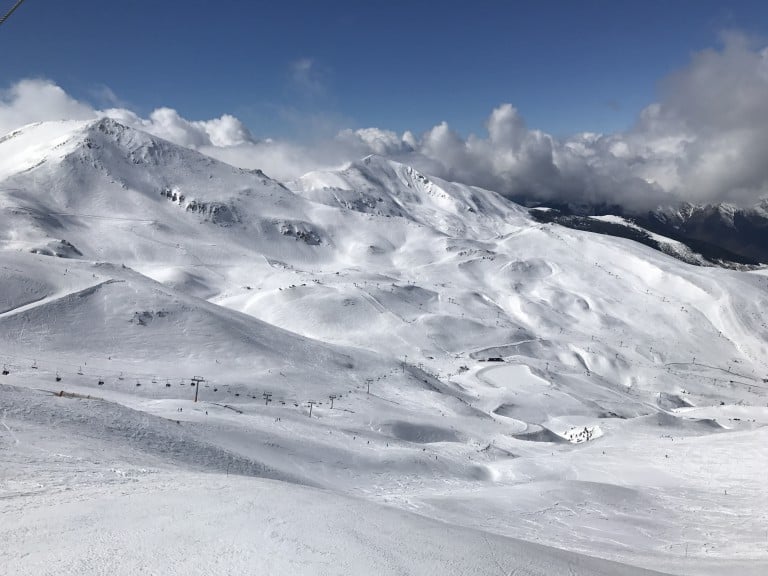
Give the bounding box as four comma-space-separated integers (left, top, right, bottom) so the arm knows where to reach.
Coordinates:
0, 78, 96, 135
643, 32, 768, 204
337, 127, 413, 155
105, 107, 255, 148
2, 32, 768, 211
394, 32, 768, 209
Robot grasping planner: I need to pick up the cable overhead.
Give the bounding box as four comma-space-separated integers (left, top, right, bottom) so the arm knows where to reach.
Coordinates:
0, 0, 28, 27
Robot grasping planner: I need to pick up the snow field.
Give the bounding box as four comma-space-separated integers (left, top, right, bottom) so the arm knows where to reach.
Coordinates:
1, 119, 767, 574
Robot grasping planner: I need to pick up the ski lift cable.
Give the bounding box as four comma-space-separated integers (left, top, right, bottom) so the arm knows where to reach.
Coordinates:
0, 351, 217, 385
0, 0, 29, 27
0, 358, 358, 406
0, 353, 364, 402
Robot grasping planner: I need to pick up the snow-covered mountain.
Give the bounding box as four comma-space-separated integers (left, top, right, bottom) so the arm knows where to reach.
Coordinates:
638, 201, 768, 265
291, 154, 528, 236
528, 197, 768, 267
1, 119, 767, 576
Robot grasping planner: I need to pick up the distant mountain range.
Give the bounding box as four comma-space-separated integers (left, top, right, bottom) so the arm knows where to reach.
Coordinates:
528, 199, 768, 268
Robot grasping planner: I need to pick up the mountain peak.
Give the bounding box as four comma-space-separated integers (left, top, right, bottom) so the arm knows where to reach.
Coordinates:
0, 119, 93, 181
290, 154, 527, 237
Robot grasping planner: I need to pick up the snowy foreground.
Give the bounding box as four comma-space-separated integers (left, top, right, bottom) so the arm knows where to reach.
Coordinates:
2, 386, 669, 576
1, 119, 767, 575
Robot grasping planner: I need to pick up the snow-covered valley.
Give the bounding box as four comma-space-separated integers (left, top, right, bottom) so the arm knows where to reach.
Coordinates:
1, 119, 767, 575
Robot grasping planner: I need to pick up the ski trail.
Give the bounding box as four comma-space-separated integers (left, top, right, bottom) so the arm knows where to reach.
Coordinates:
0, 279, 121, 320
1, 411, 19, 445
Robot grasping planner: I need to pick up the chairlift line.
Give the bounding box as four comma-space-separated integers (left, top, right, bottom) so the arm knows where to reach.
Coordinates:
0, 351, 358, 406
0, 0, 29, 27
0, 351, 210, 385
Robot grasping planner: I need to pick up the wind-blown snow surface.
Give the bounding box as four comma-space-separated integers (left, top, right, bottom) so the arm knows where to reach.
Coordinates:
1, 119, 767, 575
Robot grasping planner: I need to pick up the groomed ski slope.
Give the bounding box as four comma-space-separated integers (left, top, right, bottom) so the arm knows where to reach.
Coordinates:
1, 384, 674, 576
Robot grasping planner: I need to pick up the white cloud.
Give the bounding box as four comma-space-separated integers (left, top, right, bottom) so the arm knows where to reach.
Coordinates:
2, 33, 767, 211
646, 32, 768, 204
388, 32, 768, 209
337, 127, 413, 155
0, 78, 96, 135
104, 106, 255, 149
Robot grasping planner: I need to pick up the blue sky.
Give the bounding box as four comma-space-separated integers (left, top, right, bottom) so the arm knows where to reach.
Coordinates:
0, 0, 766, 140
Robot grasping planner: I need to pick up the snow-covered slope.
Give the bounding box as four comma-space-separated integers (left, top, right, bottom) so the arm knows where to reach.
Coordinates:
638, 201, 768, 265
1, 119, 767, 576
291, 154, 529, 237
